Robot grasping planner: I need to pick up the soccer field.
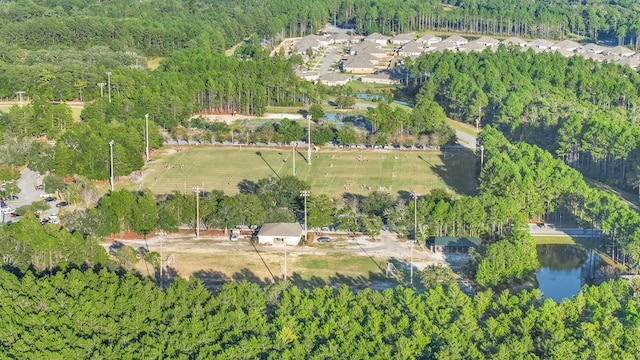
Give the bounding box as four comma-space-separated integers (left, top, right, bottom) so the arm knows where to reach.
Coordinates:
136, 146, 478, 197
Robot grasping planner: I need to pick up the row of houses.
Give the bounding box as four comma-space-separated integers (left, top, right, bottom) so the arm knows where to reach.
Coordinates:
289, 32, 640, 84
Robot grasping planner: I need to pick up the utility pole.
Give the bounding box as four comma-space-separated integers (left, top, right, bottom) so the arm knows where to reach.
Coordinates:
145, 113, 150, 162
480, 145, 485, 169
411, 192, 420, 286
97, 83, 105, 98
193, 187, 202, 239
307, 115, 312, 165
106, 72, 112, 103
292, 142, 296, 176
109, 140, 115, 192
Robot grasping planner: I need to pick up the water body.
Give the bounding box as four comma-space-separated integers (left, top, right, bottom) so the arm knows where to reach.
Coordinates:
323, 113, 371, 133
355, 93, 413, 107
535, 244, 601, 302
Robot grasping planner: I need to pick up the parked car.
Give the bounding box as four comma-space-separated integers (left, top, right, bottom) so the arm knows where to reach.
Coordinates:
56, 201, 69, 207
316, 236, 331, 243
44, 196, 56, 202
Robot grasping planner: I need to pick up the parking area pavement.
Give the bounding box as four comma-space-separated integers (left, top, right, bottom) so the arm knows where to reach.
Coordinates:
3, 169, 60, 223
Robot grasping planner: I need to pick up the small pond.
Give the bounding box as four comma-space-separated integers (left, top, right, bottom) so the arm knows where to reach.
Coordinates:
355, 93, 413, 107
535, 244, 602, 302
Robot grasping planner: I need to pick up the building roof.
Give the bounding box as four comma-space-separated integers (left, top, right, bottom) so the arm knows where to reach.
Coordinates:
417, 33, 441, 43
501, 37, 526, 46
553, 40, 581, 51
433, 237, 481, 247
555, 48, 575, 57
580, 43, 606, 53
443, 35, 468, 45
605, 45, 635, 57
459, 42, 487, 53
365, 32, 390, 41
258, 223, 304, 237
390, 33, 414, 43
527, 39, 555, 48
473, 36, 499, 46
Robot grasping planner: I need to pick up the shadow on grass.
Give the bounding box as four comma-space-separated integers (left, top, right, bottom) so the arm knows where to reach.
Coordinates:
190, 267, 403, 292
421, 148, 478, 196
255, 151, 280, 178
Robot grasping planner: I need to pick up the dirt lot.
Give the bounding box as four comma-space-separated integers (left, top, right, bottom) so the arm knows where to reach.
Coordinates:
104, 230, 460, 290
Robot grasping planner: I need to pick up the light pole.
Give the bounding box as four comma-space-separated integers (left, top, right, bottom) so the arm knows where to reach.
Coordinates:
306, 115, 312, 165
145, 113, 150, 162
109, 140, 115, 191
106, 72, 112, 103
284, 235, 288, 283
292, 142, 296, 176
300, 189, 310, 243
476, 106, 481, 133
411, 192, 420, 286
480, 145, 485, 169
157, 230, 166, 288
193, 187, 201, 239
15, 91, 25, 105
97, 83, 105, 98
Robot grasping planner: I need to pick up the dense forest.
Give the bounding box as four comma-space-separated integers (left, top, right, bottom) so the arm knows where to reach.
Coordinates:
409, 46, 640, 192
0, 267, 638, 358
2, 0, 640, 51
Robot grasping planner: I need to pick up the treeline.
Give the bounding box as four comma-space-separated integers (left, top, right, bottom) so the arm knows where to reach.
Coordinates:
479, 127, 640, 270
410, 47, 640, 190
1, 267, 638, 358
3, 0, 640, 54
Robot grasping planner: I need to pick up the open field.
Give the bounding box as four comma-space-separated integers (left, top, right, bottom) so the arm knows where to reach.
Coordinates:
0, 103, 84, 122
134, 146, 478, 197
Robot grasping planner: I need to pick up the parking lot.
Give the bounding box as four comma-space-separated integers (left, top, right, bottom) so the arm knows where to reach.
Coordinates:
2, 168, 61, 224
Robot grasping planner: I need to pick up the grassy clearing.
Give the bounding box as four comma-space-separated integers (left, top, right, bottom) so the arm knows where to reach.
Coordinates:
294, 253, 386, 281
137, 146, 477, 197
0, 104, 83, 122
447, 118, 477, 137
532, 236, 576, 245
146, 57, 163, 70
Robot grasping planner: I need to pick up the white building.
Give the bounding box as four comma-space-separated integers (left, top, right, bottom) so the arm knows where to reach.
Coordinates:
257, 223, 304, 245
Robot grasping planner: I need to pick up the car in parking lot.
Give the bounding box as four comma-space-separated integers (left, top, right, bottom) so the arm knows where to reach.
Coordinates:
316, 236, 331, 243
44, 196, 57, 202
56, 201, 69, 207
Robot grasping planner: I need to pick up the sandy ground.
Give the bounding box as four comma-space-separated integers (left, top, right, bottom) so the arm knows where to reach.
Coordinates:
104, 231, 458, 289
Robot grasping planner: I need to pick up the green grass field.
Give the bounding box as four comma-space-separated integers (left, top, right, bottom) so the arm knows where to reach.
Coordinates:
136, 146, 478, 197
0, 104, 83, 122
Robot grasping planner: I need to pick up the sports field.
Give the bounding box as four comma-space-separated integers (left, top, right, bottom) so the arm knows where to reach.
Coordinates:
135, 145, 478, 197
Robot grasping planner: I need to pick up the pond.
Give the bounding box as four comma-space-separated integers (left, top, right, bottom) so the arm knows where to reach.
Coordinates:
535, 244, 602, 302
355, 93, 413, 107
323, 114, 371, 133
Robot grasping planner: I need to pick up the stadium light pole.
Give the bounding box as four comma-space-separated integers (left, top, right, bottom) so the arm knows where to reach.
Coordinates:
109, 140, 115, 191
97, 83, 105, 98
193, 187, 202, 239
284, 235, 287, 283
307, 115, 312, 165
292, 142, 296, 176
145, 113, 150, 162
411, 192, 420, 286
300, 189, 310, 243
106, 72, 112, 103
157, 230, 166, 288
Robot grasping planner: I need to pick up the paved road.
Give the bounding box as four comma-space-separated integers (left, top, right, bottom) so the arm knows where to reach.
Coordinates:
318, 47, 341, 77
455, 129, 477, 150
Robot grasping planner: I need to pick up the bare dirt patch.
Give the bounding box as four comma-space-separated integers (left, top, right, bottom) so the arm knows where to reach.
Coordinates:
107, 231, 453, 289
